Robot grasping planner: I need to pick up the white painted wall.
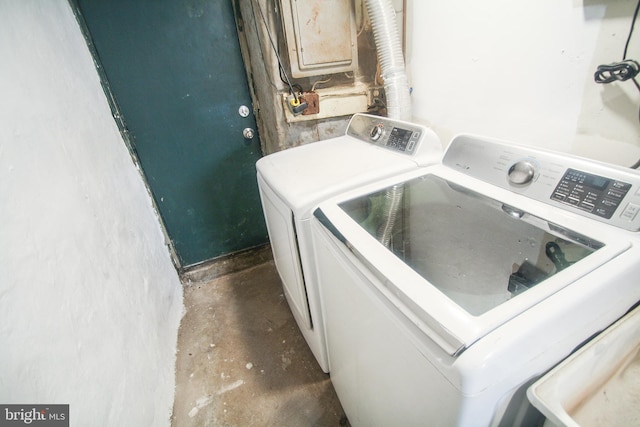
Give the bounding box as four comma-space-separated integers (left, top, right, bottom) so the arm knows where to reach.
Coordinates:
407, 0, 640, 167
0, 1, 184, 426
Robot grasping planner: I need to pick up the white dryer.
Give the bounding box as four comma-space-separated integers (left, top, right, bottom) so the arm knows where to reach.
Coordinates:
256, 113, 442, 372
311, 134, 640, 425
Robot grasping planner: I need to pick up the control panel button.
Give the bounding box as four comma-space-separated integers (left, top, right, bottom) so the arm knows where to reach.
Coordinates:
621, 203, 640, 221
508, 161, 536, 185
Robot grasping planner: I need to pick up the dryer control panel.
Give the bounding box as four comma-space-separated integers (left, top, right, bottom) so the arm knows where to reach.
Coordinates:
345, 114, 442, 166
442, 135, 640, 232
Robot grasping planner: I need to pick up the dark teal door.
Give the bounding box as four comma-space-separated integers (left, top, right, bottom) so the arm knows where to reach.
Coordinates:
74, 0, 268, 266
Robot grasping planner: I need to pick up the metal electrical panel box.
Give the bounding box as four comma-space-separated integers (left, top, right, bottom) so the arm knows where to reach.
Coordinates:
280, 0, 358, 78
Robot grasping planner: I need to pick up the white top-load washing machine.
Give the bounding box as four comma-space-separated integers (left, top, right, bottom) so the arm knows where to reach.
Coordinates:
255, 113, 442, 372
311, 134, 640, 426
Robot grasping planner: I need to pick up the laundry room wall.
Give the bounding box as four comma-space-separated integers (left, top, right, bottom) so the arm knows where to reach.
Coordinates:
233, 0, 390, 154
0, 1, 183, 426
407, 0, 640, 168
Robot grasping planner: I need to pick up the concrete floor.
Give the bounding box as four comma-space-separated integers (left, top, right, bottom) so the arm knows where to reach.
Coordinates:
171, 247, 348, 426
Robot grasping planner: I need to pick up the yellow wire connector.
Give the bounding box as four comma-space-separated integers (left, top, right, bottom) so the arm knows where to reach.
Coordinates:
286, 94, 308, 115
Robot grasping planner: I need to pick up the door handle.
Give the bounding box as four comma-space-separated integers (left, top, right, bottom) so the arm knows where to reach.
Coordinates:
238, 105, 250, 117
243, 128, 255, 139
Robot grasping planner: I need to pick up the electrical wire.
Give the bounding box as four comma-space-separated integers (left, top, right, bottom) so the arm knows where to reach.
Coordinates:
624, 0, 640, 60
311, 77, 332, 92
593, 0, 640, 90
626, 0, 640, 168
253, 0, 299, 103
594, 60, 640, 85
594, 0, 640, 168
594, 0, 640, 88
247, 3, 279, 92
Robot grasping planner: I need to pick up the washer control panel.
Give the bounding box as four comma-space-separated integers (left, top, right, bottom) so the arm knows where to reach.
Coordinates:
442, 134, 640, 231
551, 169, 632, 219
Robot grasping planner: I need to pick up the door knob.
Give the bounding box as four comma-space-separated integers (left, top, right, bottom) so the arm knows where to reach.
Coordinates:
238, 105, 250, 118
243, 128, 255, 139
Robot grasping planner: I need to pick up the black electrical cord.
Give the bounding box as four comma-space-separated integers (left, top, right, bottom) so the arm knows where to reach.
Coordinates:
594, 59, 640, 85
627, 0, 640, 168
594, 0, 640, 168
594, 0, 640, 87
624, 0, 640, 60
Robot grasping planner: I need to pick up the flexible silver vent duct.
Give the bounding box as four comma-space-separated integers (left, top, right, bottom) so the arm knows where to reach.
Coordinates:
376, 183, 404, 247
364, 0, 411, 121
365, 0, 411, 247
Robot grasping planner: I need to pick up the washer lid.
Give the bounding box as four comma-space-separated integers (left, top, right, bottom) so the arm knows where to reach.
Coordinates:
314, 168, 632, 356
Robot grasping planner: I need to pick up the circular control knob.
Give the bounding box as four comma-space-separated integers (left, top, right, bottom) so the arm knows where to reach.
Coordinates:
508, 160, 536, 185
370, 124, 384, 141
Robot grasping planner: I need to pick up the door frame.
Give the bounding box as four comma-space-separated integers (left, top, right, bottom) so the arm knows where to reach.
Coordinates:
68, 0, 182, 270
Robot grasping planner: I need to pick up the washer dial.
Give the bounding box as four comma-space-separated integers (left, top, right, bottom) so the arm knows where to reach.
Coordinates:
508, 160, 537, 185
